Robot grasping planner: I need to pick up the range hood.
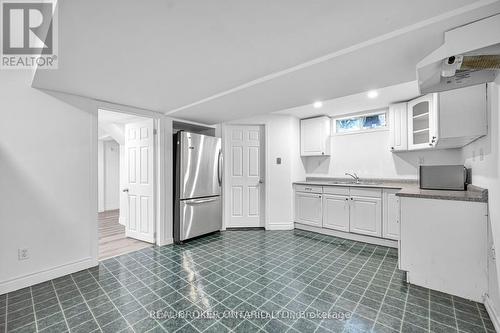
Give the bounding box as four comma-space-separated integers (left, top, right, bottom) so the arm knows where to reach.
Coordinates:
417, 14, 500, 94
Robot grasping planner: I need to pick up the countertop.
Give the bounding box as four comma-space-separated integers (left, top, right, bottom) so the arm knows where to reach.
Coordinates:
293, 178, 488, 203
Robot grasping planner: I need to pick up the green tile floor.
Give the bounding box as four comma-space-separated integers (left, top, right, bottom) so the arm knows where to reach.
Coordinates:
0, 230, 495, 332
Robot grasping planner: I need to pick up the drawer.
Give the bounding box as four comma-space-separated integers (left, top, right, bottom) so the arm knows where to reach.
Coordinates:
350, 187, 382, 198
294, 184, 322, 193
323, 186, 350, 196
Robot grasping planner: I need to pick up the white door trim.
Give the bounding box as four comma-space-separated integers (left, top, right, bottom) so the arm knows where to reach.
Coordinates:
95, 106, 172, 250
222, 124, 269, 229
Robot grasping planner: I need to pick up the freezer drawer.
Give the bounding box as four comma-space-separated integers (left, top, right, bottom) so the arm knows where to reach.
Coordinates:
176, 196, 222, 242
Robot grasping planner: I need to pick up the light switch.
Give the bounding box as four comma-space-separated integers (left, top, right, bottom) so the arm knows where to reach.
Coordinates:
276, 157, 282, 165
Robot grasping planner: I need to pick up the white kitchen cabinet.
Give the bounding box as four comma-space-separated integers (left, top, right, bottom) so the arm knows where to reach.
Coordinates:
399, 197, 487, 302
436, 83, 487, 149
407, 93, 439, 150
388, 103, 408, 152
382, 189, 400, 240
295, 191, 322, 227
322, 194, 349, 232
349, 195, 382, 237
300, 116, 331, 156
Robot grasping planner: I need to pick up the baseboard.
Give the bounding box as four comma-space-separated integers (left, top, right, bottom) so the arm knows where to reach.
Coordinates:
0, 257, 98, 295
484, 294, 500, 333
118, 217, 126, 226
295, 223, 398, 248
266, 223, 294, 231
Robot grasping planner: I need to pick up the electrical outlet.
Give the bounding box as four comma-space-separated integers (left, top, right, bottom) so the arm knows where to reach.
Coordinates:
18, 248, 29, 260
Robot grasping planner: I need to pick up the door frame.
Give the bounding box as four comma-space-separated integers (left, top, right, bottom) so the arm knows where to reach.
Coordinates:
93, 105, 172, 255
222, 124, 268, 230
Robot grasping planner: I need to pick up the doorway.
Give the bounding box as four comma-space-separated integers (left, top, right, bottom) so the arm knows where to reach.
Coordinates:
224, 125, 266, 228
98, 109, 156, 260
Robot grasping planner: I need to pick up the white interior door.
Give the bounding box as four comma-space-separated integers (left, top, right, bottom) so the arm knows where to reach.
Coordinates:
124, 119, 155, 243
227, 125, 264, 228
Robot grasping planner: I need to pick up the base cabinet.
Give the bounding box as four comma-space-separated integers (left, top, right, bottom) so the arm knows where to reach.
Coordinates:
322, 194, 350, 232
295, 191, 322, 227
382, 190, 400, 240
349, 196, 382, 237
295, 184, 397, 242
399, 197, 487, 302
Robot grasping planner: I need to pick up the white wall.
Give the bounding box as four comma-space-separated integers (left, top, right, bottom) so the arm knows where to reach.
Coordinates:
98, 140, 105, 212
223, 114, 304, 230
303, 117, 463, 179
462, 80, 500, 325
0, 70, 173, 294
0, 70, 98, 294
102, 140, 120, 211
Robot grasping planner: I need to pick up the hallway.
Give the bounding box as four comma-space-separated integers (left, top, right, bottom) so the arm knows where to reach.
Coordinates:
99, 210, 152, 260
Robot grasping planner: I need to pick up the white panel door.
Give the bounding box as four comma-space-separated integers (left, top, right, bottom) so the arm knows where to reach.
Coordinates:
322, 194, 349, 232
124, 120, 155, 243
227, 126, 264, 227
349, 196, 382, 237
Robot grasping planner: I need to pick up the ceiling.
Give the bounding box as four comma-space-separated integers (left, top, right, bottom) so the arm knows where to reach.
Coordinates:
33, 0, 500, 124
276, 81, 419, 119
98, 109, 146, 126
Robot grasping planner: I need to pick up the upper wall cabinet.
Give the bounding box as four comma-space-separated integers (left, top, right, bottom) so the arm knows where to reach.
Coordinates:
390, 83, 487, 152
436, 83, 487, 149
388, 103, 408, 152
301, 116, 331, 156
407, 93, 439, 150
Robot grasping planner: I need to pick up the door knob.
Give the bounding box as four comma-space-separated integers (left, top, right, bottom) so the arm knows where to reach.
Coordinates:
122, 188, 129, 193
258, 179, 264, 184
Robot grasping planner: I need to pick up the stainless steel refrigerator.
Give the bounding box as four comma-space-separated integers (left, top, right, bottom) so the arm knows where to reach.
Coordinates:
173, 131, 222, 243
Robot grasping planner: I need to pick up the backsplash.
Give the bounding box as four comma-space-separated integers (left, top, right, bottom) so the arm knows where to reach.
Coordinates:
302, 129, 464, 179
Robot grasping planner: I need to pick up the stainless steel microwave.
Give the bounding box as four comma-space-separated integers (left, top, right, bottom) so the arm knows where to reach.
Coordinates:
419, 165, 468, 191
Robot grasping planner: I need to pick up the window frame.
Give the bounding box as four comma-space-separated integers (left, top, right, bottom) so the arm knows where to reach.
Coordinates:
332, 110, 388, 136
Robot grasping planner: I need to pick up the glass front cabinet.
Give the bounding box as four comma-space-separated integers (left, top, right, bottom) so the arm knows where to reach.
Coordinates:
407, 93, 439, 150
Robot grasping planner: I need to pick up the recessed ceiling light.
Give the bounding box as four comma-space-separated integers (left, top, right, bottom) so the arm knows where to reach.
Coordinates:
313, 101, 323, 108
367, 90, 379, 99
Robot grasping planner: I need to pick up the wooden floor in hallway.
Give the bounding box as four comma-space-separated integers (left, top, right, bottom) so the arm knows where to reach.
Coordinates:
98, 209, 152, 260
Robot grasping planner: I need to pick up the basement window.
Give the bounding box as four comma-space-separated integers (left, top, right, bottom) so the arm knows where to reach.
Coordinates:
334, 111, 387, 134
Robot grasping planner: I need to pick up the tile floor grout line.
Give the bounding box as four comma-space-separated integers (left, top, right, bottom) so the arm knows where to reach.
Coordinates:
339, 246, 389, 333
101, 258, 193, 333
250, 237, 355, 331
281, 240, 369, 333
4, 293, 7, 333
210, 237, 332, 332
451, 294, 460, 332
29, 286, 39, 332
309, 242, 372, 333
366, 249, 398, 330
122, 253, 205, 333
476, 302, 488, 333
2, 230, 493, 333
50, 280, 73, 333
398, 272, 412, 332
83, 269, 143, 332
67, 274, 112, 332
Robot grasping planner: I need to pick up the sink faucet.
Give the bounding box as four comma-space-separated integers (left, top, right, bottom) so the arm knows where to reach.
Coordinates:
345, 172, 360, 184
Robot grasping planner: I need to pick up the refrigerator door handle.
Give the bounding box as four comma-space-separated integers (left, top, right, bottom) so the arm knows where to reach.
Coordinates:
217, 149, 223, 186
186, 197, 219, 205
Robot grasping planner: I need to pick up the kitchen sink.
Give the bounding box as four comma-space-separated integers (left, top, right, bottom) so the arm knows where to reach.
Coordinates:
329, 180, 355, 185
329, 180, 383, 186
